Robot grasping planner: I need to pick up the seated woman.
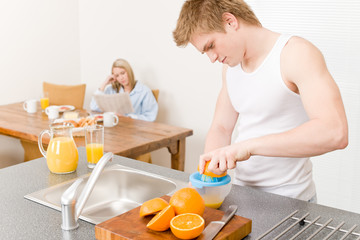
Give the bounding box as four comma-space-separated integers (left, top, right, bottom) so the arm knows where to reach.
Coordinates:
90, 58, 158, 122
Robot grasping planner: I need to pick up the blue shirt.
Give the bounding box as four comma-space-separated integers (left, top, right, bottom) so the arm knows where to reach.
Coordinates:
90, 81, 158, 122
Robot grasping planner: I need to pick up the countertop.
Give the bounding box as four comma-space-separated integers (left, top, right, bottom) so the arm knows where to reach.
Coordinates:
1, 147, 360, 240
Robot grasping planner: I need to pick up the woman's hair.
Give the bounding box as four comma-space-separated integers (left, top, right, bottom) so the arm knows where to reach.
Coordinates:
173, 0, 261, 47
111, 58, 135, 92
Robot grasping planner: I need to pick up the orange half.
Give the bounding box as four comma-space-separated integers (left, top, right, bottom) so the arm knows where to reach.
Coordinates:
170, 213, 205, 239
198, 161, 227, 178
139, 197, 169, 217
146, 205, 175, 231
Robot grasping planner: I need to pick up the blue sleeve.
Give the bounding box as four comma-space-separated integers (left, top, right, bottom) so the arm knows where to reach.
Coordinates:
127, 90, 158, 122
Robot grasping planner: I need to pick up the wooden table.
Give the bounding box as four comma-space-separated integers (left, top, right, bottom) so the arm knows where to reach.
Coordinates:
0, 102, 193, 171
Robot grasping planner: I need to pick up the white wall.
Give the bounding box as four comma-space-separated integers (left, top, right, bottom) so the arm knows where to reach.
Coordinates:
78, 0, 222, 172
0, 0, 81, 163
0, 0, 81, 104
1, 0, 360, 214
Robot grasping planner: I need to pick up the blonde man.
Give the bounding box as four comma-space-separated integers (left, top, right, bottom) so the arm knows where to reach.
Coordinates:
173, 0, 348, 201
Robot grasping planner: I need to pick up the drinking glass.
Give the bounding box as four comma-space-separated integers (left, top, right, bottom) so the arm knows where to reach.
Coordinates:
85, 125, 104, 168
40, 92, 49, 112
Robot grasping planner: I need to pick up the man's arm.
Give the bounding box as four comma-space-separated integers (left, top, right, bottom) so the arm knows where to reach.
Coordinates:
199, 65, 240, 173
201, 37, 348, 175
246, 37, 348, 157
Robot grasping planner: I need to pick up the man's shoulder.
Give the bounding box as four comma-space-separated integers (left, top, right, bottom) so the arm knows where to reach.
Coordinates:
284, 36, 318, 56
281, 35, 326, 85
282, 36, 323, 70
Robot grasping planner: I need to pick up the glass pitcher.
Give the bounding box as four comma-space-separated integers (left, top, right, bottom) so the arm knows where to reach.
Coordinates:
38, 122, 79, 174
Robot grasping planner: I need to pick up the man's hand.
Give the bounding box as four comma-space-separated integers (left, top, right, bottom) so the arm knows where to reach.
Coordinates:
199, 142, 251, 175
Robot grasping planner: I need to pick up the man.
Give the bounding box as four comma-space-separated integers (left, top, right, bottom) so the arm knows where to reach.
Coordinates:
173, 0, 348, 201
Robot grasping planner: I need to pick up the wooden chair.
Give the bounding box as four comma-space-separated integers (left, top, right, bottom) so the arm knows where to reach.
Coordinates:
152, 89, 159, 102
21, 82, 86, 162
135, 89, 159, 164
43, 82, 86, 109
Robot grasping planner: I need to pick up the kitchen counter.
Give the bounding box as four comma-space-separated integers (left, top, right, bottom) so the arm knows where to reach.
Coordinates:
1, 147, 360, 240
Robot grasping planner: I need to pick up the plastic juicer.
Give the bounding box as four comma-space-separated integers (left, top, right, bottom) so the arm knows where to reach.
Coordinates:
189, 172, 232, 209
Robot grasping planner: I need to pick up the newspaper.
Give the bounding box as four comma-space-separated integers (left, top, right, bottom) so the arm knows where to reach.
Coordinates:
93, 93, 134, 115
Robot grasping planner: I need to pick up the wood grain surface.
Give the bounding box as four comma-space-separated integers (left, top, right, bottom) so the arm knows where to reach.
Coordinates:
0, 102, 193, 170
95, 196, 252, 240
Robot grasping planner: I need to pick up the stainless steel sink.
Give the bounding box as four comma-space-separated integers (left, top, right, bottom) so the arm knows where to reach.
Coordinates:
25, 164, 188, 224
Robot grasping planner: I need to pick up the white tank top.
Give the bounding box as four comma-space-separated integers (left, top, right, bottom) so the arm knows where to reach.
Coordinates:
226, 35, 316, 201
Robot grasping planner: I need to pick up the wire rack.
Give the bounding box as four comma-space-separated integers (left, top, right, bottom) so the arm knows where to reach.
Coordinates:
256, 210, 360, 240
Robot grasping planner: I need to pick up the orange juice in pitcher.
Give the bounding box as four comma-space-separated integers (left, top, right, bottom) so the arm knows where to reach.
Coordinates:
47, 137, 78, 173
38, 122, 79, 174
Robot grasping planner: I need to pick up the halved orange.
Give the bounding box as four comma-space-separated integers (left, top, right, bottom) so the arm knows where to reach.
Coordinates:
170, 213, 205, 239
139, 197, 169, 217
169, 187, 205, 216
146, 205, 175, 231
198, 161, 227, 178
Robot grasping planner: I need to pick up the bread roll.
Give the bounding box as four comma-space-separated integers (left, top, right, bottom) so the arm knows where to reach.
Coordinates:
63, 120, 79, 128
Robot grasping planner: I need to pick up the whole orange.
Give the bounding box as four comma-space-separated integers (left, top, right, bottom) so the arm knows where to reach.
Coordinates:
169, 187, 205, 216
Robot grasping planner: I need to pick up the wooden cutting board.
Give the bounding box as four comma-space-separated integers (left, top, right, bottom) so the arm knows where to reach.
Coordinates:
95, 195, 252, 240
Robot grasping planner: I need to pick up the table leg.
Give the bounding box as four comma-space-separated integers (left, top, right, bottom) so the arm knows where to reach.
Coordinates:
135, 153, 152, 163
20, 139, 43, 162
167, 138, 185, 171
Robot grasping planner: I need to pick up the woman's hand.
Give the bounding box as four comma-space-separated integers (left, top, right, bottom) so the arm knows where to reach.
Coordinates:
99, 75, 116, 91
198, 142, 251, 175
105, 75, 116, 84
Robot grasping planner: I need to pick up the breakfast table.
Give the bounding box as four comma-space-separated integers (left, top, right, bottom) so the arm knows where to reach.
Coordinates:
0, 102, 193, 171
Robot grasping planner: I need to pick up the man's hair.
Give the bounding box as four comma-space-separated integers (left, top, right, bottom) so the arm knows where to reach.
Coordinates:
173, 0, 261, 47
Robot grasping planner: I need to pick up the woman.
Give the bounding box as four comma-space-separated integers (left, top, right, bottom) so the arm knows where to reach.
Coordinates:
90, 59, 158, 122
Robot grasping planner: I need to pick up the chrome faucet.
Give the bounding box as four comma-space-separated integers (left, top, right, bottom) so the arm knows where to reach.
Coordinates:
61, 152, 113, 230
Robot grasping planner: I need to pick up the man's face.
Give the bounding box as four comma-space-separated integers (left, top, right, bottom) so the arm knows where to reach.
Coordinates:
190, 27, 243, 67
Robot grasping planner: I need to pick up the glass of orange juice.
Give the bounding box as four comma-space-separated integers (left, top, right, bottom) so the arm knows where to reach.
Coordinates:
40, 92, 49, 112
85, 125, 104, 168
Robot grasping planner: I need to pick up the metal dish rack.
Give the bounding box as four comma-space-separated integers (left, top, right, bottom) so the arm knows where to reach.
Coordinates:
257, 210, 360, 240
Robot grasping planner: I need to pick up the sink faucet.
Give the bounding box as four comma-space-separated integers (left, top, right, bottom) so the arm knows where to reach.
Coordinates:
61, 152, 113, 230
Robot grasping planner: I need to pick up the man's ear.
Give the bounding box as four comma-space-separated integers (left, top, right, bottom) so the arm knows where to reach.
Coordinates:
222, 12, 239, 30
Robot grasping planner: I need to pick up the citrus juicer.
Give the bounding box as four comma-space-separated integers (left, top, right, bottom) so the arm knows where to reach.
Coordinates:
189, 162, 232, 209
